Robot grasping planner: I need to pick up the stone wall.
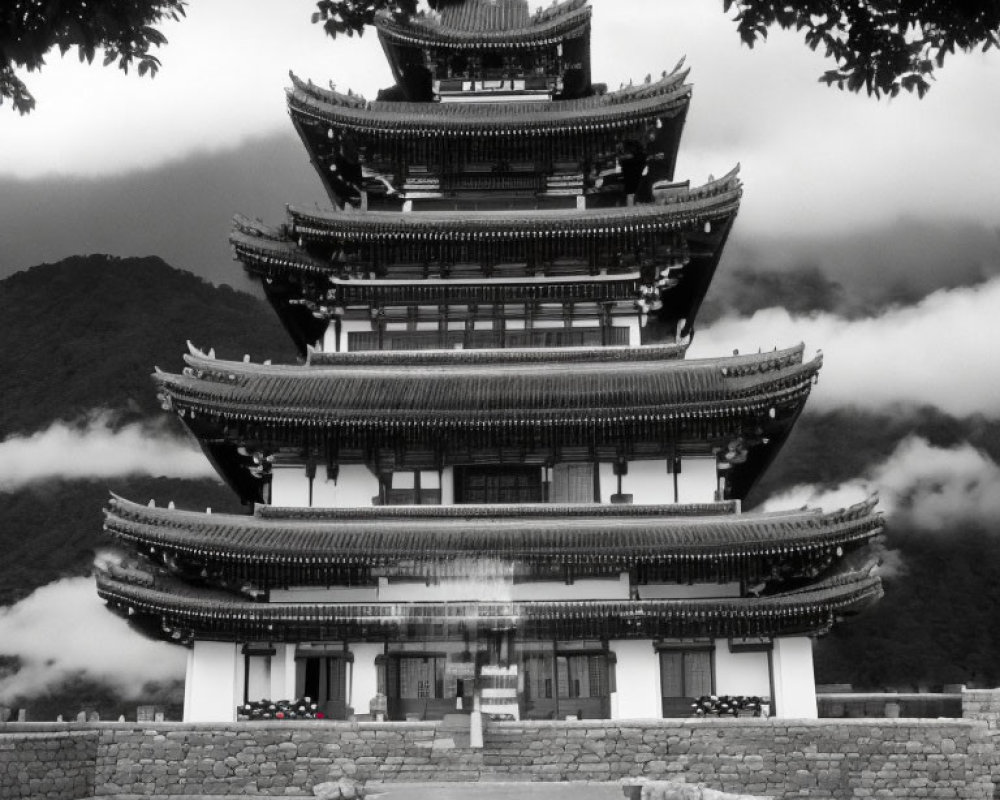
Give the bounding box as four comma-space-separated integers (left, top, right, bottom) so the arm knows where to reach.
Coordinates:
963, 689, 1000, 797
0, 718, 997, 800
964, 689, 1000, 730
0, 730, 98, 800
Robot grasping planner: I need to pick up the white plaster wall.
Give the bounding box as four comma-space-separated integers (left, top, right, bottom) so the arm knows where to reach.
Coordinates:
421, 470, 440, 490
271, 587, 379, 602
245, 655, 271, 701
638, 582, 741, 599
349, 642, 384, 717
270, 463, 384, 511
393, 472, 415, 489
339, 319, 371, 352
625, 460, 670, 504
182, 648, 195, 719
676, 457, 718, 504
373, 574, 629, 602
307, 465, 379, 508
771, 636, 818, 718
270, 466, 310, 508
270, 644, 297, 701
600, 460, 673, 504
184, 641, 239, 722
440, 466, 455, 504
311, 474, 339, 507
714, 639, 772, 698
624, 316, 641, 346
609, 640, 660, 719
322, 320, 338, 352
598, 462, 617, 503
512, 575, 629, 600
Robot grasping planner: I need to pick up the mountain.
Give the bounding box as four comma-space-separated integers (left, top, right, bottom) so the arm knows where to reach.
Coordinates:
0, 254, 298, 605
0, 254, 298, 437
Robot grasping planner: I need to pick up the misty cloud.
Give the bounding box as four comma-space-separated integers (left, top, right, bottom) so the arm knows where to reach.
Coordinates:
0, 574, 186, 703
0, 132, 324, 287
0, 413, 216, 491
764, 436, 1000, 531
691, 276, 1000, 418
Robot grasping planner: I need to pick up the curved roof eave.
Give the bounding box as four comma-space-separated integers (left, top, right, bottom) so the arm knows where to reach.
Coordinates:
96, 570, 884, 641
286, 69, 690, 135
105, 493, 883, 561
152, 347, 820, 431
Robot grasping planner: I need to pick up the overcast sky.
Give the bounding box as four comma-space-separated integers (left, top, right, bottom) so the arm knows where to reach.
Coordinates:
2, 0, 1000, 237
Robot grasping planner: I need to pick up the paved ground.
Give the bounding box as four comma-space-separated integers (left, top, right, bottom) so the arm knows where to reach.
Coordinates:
369, 781, 624, 800
81, 784, 626, 800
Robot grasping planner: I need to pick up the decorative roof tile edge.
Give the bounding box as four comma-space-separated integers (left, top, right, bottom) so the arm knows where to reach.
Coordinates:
289, 62, 684, 112
283, 168, 740, 239
106, 490, 877, 529
95, 570, 884, 641
103, 494, 883, 561
286, 69, 690, 133
178, 339, 804, 378
303, 342, 689, 367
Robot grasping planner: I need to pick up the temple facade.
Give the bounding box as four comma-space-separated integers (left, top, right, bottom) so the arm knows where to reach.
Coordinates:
97, 0, 882, 724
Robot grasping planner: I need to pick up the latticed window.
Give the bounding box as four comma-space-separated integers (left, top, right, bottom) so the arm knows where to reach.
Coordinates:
550, 462, 594, 503
659, 646, 713, 717
456, 466, 543, 504
398, 657, 442, 699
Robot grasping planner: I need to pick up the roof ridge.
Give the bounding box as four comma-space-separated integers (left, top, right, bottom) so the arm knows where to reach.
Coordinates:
177, 342, 805, 376
286, 71, 690, 133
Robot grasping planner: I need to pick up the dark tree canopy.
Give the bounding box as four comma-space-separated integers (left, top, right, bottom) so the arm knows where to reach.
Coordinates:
312, 0, 1000, 98
724, 0, 1000, 98
3, 0, 999, 113
1, 0, 185, 114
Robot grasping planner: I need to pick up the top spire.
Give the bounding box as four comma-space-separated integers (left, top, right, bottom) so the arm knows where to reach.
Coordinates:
376, 0, 592, 101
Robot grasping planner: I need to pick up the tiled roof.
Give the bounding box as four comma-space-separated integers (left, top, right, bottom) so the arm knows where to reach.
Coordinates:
438, 0, 531, 31
287, 68, 689, 135
376, 0, 591, 48
285, 169, 740, 241
96, 570, 884, 642
105, 494, 882, 566
155, 343, 819, 428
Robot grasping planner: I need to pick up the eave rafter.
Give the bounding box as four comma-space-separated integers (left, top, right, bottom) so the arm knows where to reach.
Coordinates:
96, 570, 884, 643
105, 493, 883, 580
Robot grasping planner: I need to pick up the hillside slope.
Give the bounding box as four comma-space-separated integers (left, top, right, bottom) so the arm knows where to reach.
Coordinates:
0, 254, 297, 436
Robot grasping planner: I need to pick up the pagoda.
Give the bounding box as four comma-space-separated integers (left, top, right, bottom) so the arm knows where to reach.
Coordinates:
97, 0, 882, 723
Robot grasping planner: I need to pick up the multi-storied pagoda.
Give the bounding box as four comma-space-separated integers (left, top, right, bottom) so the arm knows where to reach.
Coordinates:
97, 0, 882, 723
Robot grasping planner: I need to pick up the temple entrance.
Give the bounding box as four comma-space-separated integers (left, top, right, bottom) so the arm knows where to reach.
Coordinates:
518, 641, 614, 720
378, 643, 481, 721
659, 646, 713, 717
295, 647, 351, 720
